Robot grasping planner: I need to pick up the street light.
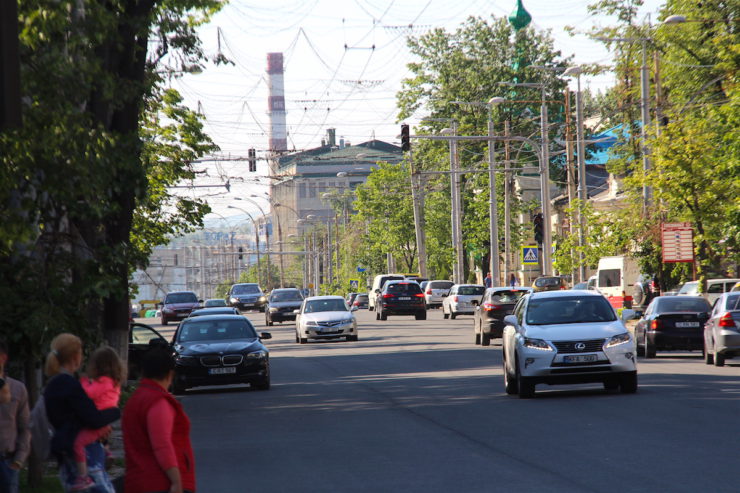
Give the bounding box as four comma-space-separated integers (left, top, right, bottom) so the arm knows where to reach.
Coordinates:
227, 205, 263, 288
234, 197, 272, 287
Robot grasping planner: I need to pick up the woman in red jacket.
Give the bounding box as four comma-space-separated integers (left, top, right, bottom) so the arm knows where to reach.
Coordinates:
122, 344, 195, 493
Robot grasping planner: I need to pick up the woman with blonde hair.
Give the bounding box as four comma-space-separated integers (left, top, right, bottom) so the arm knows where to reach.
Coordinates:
43, 333, 120, 492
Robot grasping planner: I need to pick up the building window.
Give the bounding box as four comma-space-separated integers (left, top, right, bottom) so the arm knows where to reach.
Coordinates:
299, 182, 306, 198
308, 183, 317, 198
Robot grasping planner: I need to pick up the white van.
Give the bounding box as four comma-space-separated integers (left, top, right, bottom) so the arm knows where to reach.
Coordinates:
596, 256, 641, 310
368, 274, 405, 311
678, 278, 740, 305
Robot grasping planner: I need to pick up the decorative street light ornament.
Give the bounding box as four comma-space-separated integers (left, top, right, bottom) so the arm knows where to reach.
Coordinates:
508, 0, 532, 32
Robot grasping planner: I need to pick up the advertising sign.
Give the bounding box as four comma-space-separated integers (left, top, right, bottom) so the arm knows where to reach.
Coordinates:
662, 222, 694, 263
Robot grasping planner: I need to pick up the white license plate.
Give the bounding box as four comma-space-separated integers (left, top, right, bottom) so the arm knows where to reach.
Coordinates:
563, 354, 598, 364
675, 321, 700, 328
209, 367, 236, 375
398, 297, 411, 300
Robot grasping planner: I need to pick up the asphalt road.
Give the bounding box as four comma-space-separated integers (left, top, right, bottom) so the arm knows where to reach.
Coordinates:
144, 308, 740, 493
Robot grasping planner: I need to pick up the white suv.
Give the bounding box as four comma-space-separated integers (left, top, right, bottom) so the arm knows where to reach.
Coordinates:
502, 290, 638, 398
424, 280, 454, 309
678, 278, 740, 305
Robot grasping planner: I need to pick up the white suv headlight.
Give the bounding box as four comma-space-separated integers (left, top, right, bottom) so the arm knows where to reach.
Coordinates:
523, 338, 553, 351
605, 332, 631, 348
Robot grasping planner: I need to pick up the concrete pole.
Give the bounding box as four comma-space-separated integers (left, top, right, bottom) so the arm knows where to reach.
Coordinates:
504, 120, 512, 287
564, 87, 577, 283
276, 215, 285, 287
450, 122, 464, 283
575, 74, 587, 283
539, 88, 552, 276
409, 148, 428, 277
487, 118, 501, 286
640, 39, 652, 211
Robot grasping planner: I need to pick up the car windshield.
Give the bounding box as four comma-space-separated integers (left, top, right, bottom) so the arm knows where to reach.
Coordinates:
356, 294, 368, 301
458, 286, 484, 296
490, 290, 527, 303
535, 277, 561, 287
204, 299, 226, 307
726, 294, 740, 311
271, 291, 303, 302
430, 281, 454, 290
526, 296, 617, 325
232, 285, 260, 295
656, 298, 710, 312
304, 299, 348, 313
678, 282, 698, 295
177, 319, 257, 342
386, 283, 422, 294
165, 293, 197, 304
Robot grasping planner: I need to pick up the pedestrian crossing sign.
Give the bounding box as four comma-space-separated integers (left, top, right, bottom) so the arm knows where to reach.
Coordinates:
349, 279, 360, 290
522, 246, 539, 265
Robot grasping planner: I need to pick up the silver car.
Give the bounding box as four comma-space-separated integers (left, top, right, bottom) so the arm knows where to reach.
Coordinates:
703, 292, 740, 366
295, 296, 359, 343
424, 280, 454, 309
442, 284, 486, 319
502, 290, 638, 398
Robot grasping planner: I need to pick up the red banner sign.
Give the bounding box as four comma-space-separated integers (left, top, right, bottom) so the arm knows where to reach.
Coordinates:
662, 222, 694, 263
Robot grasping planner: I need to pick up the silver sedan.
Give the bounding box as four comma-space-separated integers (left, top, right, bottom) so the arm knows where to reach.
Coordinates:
703, 292, 740, 366
295, 296, 359, 343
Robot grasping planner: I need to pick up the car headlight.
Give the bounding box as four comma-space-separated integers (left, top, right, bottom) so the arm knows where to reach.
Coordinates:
175, 355, 197, 365
230, 297, 239, 304
259, 296, 266, 302
246, 350, 267, 359
605, 332, 631, 348
523, 338, 553, 351
305, 321, 319, 326
163, 307, 174, 313
269, 307, 279, 312
342, 318, 353, 324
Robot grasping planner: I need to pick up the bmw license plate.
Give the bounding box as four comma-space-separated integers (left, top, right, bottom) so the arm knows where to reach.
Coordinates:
675, 321, 699, 328
563, 354, 597, 364
398, 297, 411, 300
209, 367, 236, 375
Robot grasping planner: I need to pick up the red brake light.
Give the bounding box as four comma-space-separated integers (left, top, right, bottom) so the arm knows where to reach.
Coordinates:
414, 293, 425, 298
382, 293, 393, 299
719, 312, 736, 328
651, 319, 661, 330
426, 289, 432, 294
353, 301, 360, 306
483, 303, 501, 312
454, 296, 459, 302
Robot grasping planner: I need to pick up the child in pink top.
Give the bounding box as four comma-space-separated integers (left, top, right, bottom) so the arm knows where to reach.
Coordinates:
71, 346, 124, 491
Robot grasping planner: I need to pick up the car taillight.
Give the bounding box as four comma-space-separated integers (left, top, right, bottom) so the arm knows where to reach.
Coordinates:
353, 301, 360, 306
426, 289, 432, 294
719, 312, 737, 328
651, 319, 661, 330
483, 303, 501, 312
414, 293, 425, 298
382, 293, 393, 299
454, 296, 459, 302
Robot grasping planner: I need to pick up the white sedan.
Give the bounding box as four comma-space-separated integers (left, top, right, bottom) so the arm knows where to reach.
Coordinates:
295, 296, 359, 343
502, 290, 637, 398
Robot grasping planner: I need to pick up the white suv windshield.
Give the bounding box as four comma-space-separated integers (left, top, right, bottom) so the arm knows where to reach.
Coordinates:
526, 296, 616, 325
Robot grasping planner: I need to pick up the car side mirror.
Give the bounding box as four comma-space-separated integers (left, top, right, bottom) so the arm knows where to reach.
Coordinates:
503, 315, 518, 327
293, 309, 300, 315
260, 332, 272, 340
620, 309, 637, 322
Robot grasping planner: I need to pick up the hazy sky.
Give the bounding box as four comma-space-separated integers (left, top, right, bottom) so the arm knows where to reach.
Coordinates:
170, 0, 665, 219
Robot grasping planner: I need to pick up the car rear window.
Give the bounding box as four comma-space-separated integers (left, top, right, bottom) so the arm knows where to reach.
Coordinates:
490, 290, 527, 303
429, 281, 454, 289
598, 270, 620, 288
678, 281, 698, 295
178, 319, 257, 342
535, 277, 562, 287
386, 283, 422, 294
458, 286, 485, 295
656, 298, 710, 312
165, 292, 197, 304
725, 294, 740, 311
526, 296, 616, 325
356, 294, 369, 301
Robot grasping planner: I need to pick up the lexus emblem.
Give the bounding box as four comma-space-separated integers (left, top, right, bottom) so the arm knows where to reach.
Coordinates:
575, 342, 586, 351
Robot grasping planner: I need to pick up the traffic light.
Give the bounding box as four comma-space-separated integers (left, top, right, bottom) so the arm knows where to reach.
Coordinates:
248, 148, 256, 172
533, 213, 544, 245
400, 124, 410, 152
238, 247, 243, 260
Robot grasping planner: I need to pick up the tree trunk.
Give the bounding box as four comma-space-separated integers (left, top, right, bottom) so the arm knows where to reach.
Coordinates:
24, 359, 44, 488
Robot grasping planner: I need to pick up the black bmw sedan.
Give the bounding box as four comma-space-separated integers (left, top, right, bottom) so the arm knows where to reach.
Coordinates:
171, 314, 272, 393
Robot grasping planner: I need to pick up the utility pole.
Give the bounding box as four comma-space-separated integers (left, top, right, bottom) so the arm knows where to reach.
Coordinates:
639, 39, 652, 211
409, 150, 428, 277
449, 122, 464, 283
564, 87, 578, 283
539, 86, 552, 275
504, 120, 512, 287
487, 117, 501, 286
574, 74, 587, 284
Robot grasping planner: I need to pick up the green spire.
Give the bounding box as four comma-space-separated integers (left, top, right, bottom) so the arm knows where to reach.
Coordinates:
508, 0, 532, 32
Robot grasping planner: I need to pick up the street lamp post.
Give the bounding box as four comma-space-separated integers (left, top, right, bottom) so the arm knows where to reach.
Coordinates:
235, 196, 272, 288
441, 123, 464, 283
227, 205, 263, 287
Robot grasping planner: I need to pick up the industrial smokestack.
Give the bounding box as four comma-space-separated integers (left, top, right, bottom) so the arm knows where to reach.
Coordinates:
267, 53, 287, 152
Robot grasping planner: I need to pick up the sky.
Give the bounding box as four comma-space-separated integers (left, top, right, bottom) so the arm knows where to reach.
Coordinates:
169, 0, 666, 222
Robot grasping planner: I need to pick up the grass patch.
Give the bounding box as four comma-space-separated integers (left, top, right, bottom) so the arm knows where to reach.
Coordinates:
20, 472, 62, 493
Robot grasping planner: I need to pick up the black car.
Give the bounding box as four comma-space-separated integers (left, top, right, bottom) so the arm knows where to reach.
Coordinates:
473, 288, 531, 346
376, 280, 426, 320
635, 295, 711, 358
227, 283, 267, 312
128, 323, 169, 381
171, 314, 272, 393
265, 288, 304, 325
188, 307, 241, 317
350, 293, 369, 309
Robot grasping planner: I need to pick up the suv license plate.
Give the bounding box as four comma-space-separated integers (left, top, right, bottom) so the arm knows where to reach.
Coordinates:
563, 354, 597, 364
209, 367, 236, 375
398, 297, 411, 300
675, 321, 699, 328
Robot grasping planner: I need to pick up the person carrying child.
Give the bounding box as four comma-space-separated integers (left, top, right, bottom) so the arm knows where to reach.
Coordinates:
71, 347, 125, 491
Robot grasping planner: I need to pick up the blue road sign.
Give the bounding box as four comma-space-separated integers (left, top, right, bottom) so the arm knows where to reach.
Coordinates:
522, 246, 539, 265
